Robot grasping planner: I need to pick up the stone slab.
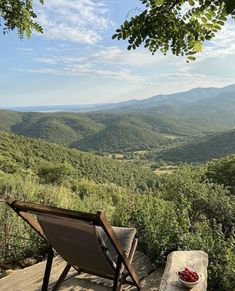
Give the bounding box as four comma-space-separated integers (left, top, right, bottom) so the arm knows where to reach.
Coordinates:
159, 251, 208, 291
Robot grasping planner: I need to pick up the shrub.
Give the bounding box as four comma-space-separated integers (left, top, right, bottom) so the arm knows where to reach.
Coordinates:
112, 193, 185, 265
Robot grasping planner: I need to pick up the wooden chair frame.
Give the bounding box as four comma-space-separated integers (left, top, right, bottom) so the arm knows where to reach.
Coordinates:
4, 197, 141, 291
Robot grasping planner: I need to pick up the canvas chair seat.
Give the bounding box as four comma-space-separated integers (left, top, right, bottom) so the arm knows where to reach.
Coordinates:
4, 197, 141, 291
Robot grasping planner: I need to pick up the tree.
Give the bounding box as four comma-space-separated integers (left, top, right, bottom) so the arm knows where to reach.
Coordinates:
0, 0, 44, 38
113, 0, 235, 60
1, 1, 235, 60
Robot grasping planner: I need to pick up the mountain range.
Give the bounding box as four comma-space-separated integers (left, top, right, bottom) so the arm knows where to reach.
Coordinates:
4, 83, 235, 114
1, 83, 235, 159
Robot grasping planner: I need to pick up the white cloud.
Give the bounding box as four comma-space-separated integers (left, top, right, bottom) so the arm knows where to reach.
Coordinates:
155, 73, 235, 93
197, 19, 235, 60
92, 46, 168, 66
16, 45, 146, 82
34, 56, 86, 65
33, 46, 167, 69
14, 65, 144, 82
159, 72, 207, 80
17, 48, 34, 52
35, 0, 113, 44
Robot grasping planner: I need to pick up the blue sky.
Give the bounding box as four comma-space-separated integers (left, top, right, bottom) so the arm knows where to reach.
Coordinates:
1, 0, 235, 107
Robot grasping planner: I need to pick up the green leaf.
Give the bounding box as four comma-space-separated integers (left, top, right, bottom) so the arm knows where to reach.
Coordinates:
193, 41, 203, 52
205, 13, 212, 20
189, 0, 195, 6
201, 17, 208, 24
187, 56, 196, 61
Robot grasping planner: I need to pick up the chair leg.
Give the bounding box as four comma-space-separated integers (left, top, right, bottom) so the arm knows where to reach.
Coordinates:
41, 246, 54, 291
52, 264, 71, 291
113, 256, 123, 291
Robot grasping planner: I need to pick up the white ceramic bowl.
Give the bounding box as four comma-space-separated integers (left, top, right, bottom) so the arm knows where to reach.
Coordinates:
178, 274, 200, 289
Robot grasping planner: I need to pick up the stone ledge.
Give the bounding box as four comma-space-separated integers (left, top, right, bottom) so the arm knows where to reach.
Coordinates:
159, 250, 208, 291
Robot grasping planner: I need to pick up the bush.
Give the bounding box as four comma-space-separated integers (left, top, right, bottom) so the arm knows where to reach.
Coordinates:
112, 193, 185, 265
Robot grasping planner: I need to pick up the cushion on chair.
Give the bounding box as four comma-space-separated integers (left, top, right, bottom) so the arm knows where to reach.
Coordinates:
96, 226, 136, 266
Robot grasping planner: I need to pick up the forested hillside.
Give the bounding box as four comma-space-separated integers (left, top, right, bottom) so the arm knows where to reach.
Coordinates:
0, 132, 158, 191
1, 136, 235, 290
0, 110, 205, 153
157, 130, 235, 163
1, 84, 235, 155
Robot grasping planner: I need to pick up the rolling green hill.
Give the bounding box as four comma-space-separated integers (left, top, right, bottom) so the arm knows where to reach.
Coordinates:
0, 110, 204, 153
76, 122, 174, 152
157, 130, 235, 163
11, 112, 104, 146
1, 85, 235, 155
0, 132, 158, 190
0, 110, 22, 132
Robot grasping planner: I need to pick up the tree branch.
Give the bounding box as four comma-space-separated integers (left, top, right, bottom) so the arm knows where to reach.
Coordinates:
169, 0, 180, 11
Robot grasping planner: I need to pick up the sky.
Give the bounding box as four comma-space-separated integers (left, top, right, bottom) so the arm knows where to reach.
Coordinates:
1, 0, 235, 107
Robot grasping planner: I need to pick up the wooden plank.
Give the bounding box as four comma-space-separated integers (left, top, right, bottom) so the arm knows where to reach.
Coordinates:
58, 275, 111, 291
0, 256, 76, 291
140, 268, 164, 291
133, 253, 155, 278
6, 199, 98, 223
159, 251, 208, 291
0, 251, 162, 290
59, 250, 156, 290
124, 251, 156, 290
132, 251, 145, 263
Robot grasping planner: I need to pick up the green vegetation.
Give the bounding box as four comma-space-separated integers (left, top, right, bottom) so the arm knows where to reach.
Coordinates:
156, 129, 235, 163
2, 86, 235, 157
0, 0, 44, 38
206, 155, 235, 194
2, 1, 235, 62
0, 110, 191, 153
77, 122, 175, 153
11, 111, 104, 147
114, 0, 235, 60
0, 132, 158, 191
1, 85, 235, 157
113, 164, 235, 290
0, 109, 226, 154
0, 110, 22, 132
1, 135, 235, 290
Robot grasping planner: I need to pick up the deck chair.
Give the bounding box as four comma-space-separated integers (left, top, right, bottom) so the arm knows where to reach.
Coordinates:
4, 197, 141, 291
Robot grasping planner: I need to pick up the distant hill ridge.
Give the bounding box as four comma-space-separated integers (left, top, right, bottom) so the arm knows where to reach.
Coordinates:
0, 110, 210, 153
1, 83, 235, 154
3, 83, 235, 113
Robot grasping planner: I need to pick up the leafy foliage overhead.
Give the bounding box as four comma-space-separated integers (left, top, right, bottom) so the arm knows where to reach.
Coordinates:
1, 1, 235, 60
0, 0, 44, 38
113, 0, 235, 60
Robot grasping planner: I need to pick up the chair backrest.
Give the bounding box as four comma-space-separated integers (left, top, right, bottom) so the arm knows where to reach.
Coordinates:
4, 198, 139, 284
5, 198, 137, 280
37, 213, 116, 276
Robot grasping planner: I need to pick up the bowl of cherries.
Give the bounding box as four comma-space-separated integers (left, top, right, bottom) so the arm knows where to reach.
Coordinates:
178, 267, 200, 288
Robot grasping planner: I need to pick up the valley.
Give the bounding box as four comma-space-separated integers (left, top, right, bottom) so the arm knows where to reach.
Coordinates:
1, 83, 235, 165
1, 84, 235, 291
